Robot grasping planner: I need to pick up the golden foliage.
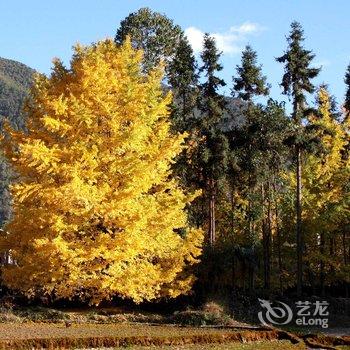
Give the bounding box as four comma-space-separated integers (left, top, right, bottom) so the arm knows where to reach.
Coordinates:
0, 38, 203, 304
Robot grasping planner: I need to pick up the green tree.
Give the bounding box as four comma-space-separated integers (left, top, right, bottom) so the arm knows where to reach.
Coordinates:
344, 63, 350, 120
167, 37, 199, 208
197, 34, 229, 246
276, 21, 321, 296
231, 45, 272, 290
231, 43, 270, 233
168, 38, 198, 133
115, 7, 184, 74
232, 45, 270, 102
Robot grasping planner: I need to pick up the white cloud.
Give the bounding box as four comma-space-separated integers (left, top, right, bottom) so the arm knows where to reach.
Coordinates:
184, 27, 205, 54
185, 22, 265, 55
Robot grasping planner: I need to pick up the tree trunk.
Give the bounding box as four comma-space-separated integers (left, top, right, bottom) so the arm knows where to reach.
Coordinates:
232, 253, 235, 289
262, 183, 271, 292
329, 236, 335, 276
266, 181, 272, 292
296, 145, 303, 296
230, 188, 235, 233
273, 178, 283, 293
208, 178, 216, 246
320, 232, 325, 296
248, 265, 254, 293
343, 231, 349, 298
343, 231, 347, 265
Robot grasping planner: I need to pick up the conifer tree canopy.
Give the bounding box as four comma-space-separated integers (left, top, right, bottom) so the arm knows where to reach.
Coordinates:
232, 45, 269, 102
276, 21, 320, 121
115, 8, 184, 74
0, 39, 203, 304
344, 63, 350, 120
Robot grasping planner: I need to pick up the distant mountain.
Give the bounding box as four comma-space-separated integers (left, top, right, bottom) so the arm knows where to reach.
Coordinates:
0, 58, 34, 226
0, 57, 35, 129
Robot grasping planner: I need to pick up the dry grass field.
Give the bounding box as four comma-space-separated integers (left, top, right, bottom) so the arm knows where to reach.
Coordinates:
0, 322, 349, 350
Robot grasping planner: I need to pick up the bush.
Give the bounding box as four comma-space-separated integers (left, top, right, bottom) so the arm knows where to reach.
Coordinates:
171, 302, 232, 326
0, 308, 21, 323
15, 306, 69, 322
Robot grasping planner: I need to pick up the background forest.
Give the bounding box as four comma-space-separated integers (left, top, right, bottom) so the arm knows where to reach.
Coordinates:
0, 8, 349, 305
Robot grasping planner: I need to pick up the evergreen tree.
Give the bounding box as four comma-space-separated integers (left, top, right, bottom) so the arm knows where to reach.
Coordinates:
232, 45, 270, 102
276, 21, 321, 295
344, 63, 350, 120
231, 44, 270, 239
168, 38, 198, 133
197, 34, 229, 246
167, 38, 199, 210
199, 34, 226, 127
230, 44, 271, 289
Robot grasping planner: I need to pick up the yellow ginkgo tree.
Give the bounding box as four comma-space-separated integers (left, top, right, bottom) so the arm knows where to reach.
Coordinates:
302, 87, 350, 288
0, 38, 203, 304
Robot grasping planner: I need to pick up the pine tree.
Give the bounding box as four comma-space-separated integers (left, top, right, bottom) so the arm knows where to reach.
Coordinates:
231, 44, 270, 232
344, 63, 350, 120
197, 34, 229, 246
0, 39, 203, 304
168, 38, 198, 133
276, 21, 321, 295
231, 45, 271, 289
232, 45, 270, 102
167, 37, 199, 211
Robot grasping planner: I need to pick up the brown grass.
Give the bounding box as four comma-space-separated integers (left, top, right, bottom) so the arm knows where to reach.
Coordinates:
0, 323, 282, 349
0, 321, 348, 349
128, 340, 308, 349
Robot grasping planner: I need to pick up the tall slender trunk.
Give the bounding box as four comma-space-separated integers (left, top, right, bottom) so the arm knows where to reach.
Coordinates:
320, 232, 325, 296
262, 183, 271, 292
248, 265, 254, 293
248, 174, 253, 241
293, 94, 304, 297
272, 178, 283, 293
276, 216, 283, 292
329, 237, 335, 275
230, 187, 235, 289
343, 231, 348, 265
266, 181, 272, 292
232, 252, 235, 289
230, 188, 235, 233
343, 232, 349, 298
208, 178, 216, 246
296, 145, 303, 296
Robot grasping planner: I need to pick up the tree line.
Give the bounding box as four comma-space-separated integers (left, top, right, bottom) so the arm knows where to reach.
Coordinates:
0, 8, 349, 303
115, 8, 349, 298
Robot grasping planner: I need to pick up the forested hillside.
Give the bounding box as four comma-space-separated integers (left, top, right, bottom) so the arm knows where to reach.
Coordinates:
0, 57, 34, 129
0, 58, 34, 226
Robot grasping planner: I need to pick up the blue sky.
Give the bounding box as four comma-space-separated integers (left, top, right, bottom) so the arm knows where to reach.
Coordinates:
1, 0, 349, 110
